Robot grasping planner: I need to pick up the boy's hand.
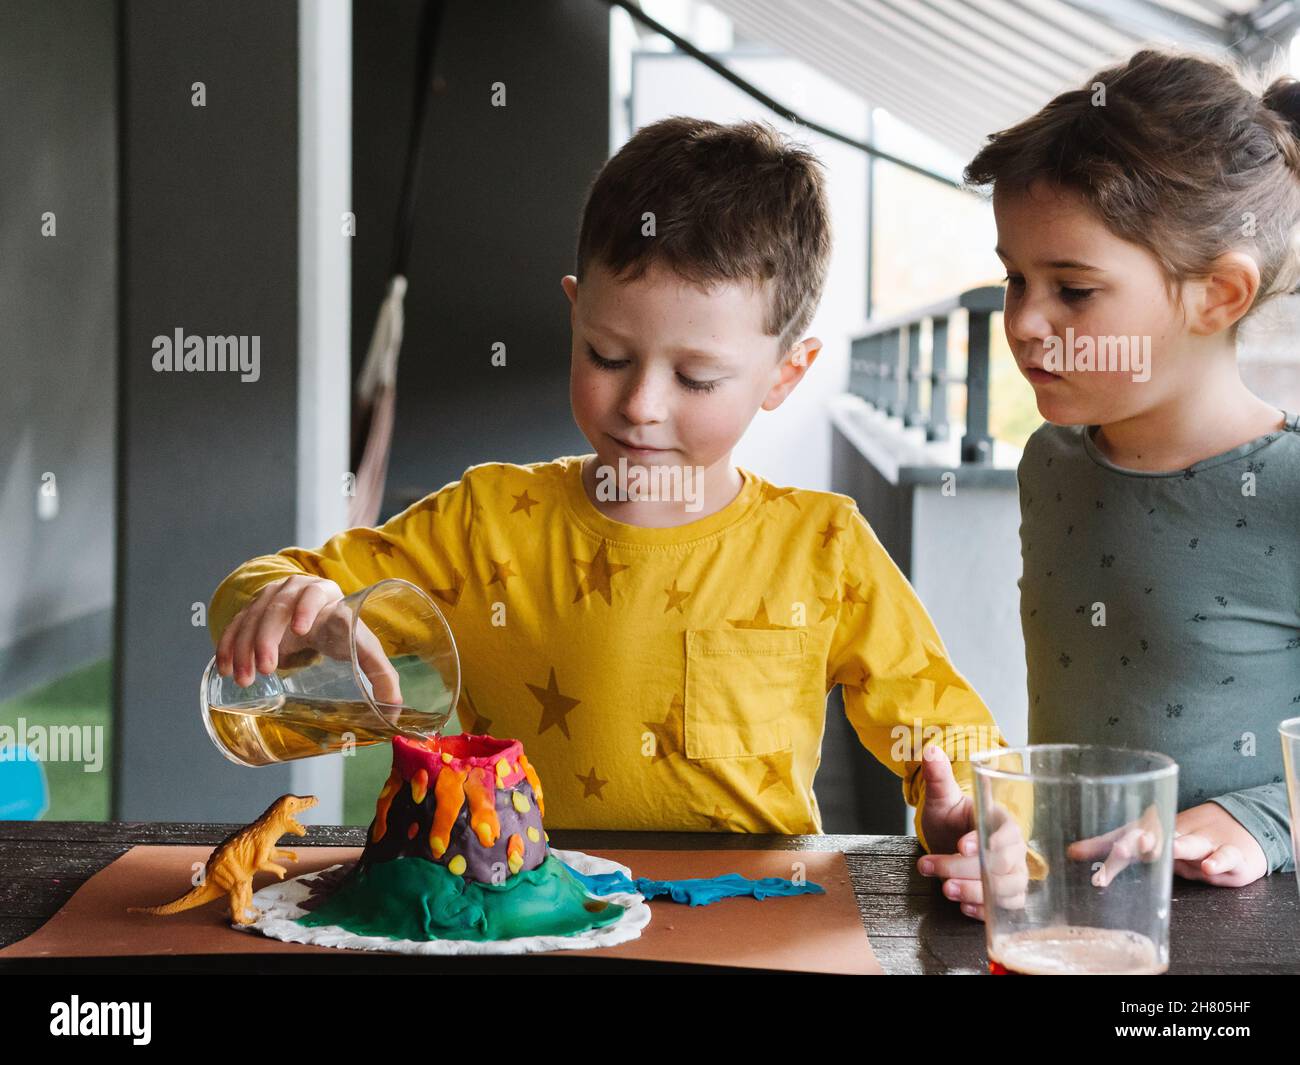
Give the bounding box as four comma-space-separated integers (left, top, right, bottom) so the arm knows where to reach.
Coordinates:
916, 744, 1031, 921
215, 575, 403, 705
917, 743, 972, 857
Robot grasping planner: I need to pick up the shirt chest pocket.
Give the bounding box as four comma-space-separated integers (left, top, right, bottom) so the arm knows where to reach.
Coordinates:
684, 628, 807, 760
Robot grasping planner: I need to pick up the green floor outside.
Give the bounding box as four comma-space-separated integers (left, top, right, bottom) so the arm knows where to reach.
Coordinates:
341, 708, 466, 826
0, 657, 401, 825
0, 658, 112, 820
341, 742, 392, 826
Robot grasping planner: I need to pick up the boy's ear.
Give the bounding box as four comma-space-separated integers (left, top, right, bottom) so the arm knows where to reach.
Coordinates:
789, 337, 823, 372
760, 337, 823, 411
1187, 251, 1259, 335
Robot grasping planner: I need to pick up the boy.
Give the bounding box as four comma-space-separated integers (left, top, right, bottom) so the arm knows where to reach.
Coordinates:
211, 115, 1006, 856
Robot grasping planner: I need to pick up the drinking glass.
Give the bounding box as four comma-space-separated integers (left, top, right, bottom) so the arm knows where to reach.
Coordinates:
200, 578, 460, 766
971, 744, 1178, 975
1280, 717, 1300, 900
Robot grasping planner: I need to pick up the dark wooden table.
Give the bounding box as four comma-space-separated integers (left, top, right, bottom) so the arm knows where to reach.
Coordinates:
2, 821, 1297, 973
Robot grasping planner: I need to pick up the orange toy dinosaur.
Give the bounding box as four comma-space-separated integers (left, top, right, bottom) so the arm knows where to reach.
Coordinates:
128, 794, 319, 925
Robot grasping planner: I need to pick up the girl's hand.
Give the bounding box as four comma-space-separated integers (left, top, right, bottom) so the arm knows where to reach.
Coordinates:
1067, 801, 1165, 887
1172, 802, 1269, 886
1069, 801, 1268, 887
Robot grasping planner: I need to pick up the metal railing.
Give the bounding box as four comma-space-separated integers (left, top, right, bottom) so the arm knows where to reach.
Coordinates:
848, 286, 1003, 464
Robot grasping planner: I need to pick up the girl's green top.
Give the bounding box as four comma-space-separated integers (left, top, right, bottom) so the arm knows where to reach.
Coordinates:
1017, 410, 1300, 874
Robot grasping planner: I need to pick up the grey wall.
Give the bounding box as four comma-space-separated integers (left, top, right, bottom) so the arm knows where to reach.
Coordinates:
829, 425, 915, 831
115, 0, 613, 819
911, 483, 1027, 749
116, 0, 301, 818
3, 0, 615, 822
0, 0, 117, 698
352, 0, 611, 515
831, 411, 1028, 835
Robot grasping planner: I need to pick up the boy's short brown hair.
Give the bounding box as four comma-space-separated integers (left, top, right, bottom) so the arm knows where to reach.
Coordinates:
575, 116, 832, 356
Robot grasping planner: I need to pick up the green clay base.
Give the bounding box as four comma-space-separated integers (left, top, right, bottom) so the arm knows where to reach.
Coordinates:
296, 853, 628, 941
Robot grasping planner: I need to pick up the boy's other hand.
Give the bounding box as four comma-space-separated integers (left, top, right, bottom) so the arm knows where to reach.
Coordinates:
215, 575, 404, 705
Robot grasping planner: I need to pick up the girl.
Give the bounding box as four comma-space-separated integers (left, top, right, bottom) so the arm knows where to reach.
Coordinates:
917, 48, 1300, 918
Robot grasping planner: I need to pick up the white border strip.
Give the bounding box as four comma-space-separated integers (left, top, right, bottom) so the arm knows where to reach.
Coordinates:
294, 0, 352, 821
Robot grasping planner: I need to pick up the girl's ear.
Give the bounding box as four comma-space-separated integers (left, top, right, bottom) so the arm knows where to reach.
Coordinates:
1187, 251, 1260, 336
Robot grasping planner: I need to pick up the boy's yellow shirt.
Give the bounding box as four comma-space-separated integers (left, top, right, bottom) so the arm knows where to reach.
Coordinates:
208, 455, 1014, 846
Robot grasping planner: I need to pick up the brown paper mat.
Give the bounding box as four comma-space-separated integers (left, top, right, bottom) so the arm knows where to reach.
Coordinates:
0, 845, 879, 974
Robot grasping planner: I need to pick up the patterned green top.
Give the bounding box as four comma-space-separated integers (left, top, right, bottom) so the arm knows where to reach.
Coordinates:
1017, 411, 1300, 874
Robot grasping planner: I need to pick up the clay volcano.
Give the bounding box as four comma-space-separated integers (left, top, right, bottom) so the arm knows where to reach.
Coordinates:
361, 732, 548, 882
295, 733, 628, 942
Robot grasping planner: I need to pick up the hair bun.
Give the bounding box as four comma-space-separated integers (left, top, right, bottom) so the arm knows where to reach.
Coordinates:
1263, 76, 1300, 136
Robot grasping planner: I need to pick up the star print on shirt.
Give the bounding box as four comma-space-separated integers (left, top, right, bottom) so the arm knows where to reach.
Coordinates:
912, 640, 968, 708
429, 566, 466, 608
355, 530, 397, 558
643, 694, 685, 763
457, 688, 492, 736
487, 558, 516, 588
663, 579, 691, 613
526, 666, 581, 739
754, 750, 793, 795
817, 519, 844, 548
727, 597, 796, 629
572, 540, 631, 605
704, 804, 741, 831
510, 489, 539, 516
841, 579, 868, 613
409, 492, 443, 516
760, 483, 801, 509
817, 588, 840, 622
575, 766, 608, 799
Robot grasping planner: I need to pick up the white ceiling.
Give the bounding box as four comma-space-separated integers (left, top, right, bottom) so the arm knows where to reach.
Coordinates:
703, 0, 1296, 162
